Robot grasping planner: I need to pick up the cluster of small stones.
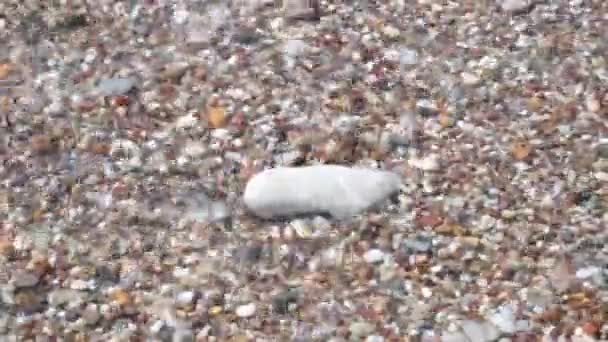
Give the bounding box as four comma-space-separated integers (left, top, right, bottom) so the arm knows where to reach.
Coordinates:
0, 0, 606, 341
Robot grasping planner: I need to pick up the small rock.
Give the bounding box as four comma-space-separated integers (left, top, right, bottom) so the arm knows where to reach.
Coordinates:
364, 249, 386, 264
272, 290, 299, 314
401, 236, 433, 253
70, 279, 92, 290
82, 303, 100, 325
575, 266, 601, 279
206, 105, 227, 128
284, 39, 310, 59
366, 336, 384, 342
95, 76, 137, 97
176, 291, 196, 308
160, 62, 190, 81
381, 25, 400, 39
350, 321, 376, 339
31, 135, 53, 154
182, 140, 207, 158
416, 99, 439, 116
500, 0, 532, 13
461, 72, 480, 86
586, 95, 601, 113
48, 289, 86, 307
109, 288, 132, 306
283, 0, 320, 20
235, 303, 256, 318
487, 305, 517, 334
0, 63, 11, 79
0, 237, 14, 258
182, 200, 230, 224
460, 320, 500, 342
399, 48, 418, 66
243, 165, 401, 219
409, 154, 440, 171
208, 201, 231, 222
10, 271, 39, 288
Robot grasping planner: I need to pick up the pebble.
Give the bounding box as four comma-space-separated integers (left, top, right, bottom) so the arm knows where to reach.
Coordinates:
575, 266, 601, 279
349, 321, 376, 339
399, 48, 418, 66
460, 320, 500, 342
283, 0, 319, 20
10, 271, 39, 288
284, 39, 310, 59
272, 290, 299, 314
500, 0, 531, 13
461, 72, 481, 86
48, 289, 86, 307
382, 25, 400, 39
176, 291, 196, 307
364, 249, 386, 264
408, 154, 441, 171
235, 303, 256, 318
82, 304, 101, 325
95, 76, 137, 97
487, 305, 517, 334
401, 236, 433, 253
0, 313, 8, 334
243, 165, 402, 219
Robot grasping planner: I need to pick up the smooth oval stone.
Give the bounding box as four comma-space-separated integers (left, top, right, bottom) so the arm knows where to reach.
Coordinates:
243, 165, 402, 219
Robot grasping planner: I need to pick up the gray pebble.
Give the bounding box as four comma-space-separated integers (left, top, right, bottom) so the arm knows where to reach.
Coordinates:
349, 321, 375, 339
460, 320, 500, 342
272, 289, 299, 314
401, 236, 433, 253
95, 76, 137, 97
48, 289, 86, 307
82, 304, 101, 325
10, 271, 39, 288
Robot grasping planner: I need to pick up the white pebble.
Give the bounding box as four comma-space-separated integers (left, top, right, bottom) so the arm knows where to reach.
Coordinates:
501, 0, 530, 13
408, 154, 440, 171
235, 303, 256, 318
243, 165, 401, 219
364, 249, 386, 264
461, 72, 480, 86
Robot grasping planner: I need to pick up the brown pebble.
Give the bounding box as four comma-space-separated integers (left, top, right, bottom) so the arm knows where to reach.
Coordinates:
90, 142, 112, 155
31, 135, 53, 153
109, 288, 132, 306
416, 213, 443, 228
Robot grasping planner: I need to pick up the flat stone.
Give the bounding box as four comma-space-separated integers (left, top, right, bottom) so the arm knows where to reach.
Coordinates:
500, 0, 532, 13
10, 271, 39, 288
460, 320, 500, 342
243, 165, 401, 219
95, 76, 137, 97
82, 303, 100, 325
48, 289, 86, 307
235, 303, 256, 318
349, 321, 376, 339
364, 249, 386, 264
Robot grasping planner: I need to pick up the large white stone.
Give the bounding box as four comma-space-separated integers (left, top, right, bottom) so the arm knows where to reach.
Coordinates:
243, 165, 402, 219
